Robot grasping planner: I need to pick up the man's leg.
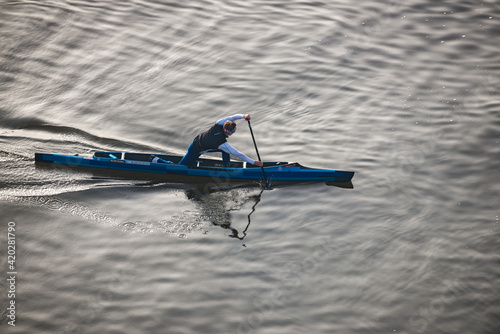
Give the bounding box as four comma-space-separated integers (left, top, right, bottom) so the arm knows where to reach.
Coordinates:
221, 151, 230, 167
179, 142, 200, 166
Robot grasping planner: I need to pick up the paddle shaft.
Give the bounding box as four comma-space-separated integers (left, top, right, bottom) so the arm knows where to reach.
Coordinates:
247, 120, 268, 185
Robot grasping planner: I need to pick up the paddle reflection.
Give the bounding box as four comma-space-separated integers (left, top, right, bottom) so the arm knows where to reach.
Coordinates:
185, 186, 264, 242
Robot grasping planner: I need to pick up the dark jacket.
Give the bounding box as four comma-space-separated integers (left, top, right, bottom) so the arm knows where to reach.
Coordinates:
192, 123, 227, 152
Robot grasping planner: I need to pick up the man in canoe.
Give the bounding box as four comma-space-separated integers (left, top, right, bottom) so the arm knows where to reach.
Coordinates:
179, 114, 264, 167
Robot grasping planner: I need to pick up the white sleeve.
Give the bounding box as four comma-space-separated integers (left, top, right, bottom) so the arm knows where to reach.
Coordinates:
216, 114, 245, 125
218, 142, 255, 165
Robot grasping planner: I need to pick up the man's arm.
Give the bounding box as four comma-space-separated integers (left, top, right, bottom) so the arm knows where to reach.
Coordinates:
216, 114, 244, 125
218, 142, 255, 165
216, 114, 251, 125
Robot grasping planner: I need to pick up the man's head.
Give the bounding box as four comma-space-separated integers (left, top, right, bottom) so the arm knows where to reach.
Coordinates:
223, 120, 237, 136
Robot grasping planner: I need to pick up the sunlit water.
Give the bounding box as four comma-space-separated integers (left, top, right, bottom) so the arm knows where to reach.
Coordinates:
1, 1, 499, 333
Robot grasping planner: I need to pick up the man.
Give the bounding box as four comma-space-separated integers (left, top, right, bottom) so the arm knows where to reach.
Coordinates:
179, 114, 264, 167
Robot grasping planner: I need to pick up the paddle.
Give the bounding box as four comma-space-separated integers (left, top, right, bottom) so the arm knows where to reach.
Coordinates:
247, 120, 269, 188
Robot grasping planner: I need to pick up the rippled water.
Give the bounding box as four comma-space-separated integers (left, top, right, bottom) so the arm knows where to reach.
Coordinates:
1, 0, 499, 333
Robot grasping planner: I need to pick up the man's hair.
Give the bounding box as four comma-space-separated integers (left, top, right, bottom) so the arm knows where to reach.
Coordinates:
223, 121, 236, 131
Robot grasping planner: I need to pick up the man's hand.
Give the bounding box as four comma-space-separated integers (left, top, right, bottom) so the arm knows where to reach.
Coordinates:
254, 161, 263, 167
244, 114, 251, 121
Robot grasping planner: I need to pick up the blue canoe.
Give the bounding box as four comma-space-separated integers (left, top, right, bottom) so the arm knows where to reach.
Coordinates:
34, 151, 354, 185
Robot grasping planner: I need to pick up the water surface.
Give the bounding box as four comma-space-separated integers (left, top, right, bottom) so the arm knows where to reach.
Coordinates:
1, 0, 499, 333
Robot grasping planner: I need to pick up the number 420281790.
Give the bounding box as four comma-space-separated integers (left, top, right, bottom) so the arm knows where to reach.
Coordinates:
7, 222, 16, 271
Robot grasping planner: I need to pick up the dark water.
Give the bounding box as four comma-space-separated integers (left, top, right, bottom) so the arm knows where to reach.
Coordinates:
1, 0, 499, 333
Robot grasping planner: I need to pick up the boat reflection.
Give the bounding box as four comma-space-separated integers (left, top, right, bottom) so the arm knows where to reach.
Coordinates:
35, 162, 353, 241
182, 178, 352, 243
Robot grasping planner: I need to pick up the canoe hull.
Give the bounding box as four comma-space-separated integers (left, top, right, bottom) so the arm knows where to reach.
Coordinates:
34, 152, 355, 184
